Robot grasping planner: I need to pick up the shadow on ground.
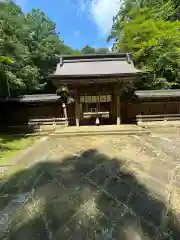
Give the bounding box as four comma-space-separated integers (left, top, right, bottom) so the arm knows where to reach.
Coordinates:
0, 134, 28, 144
0, 149, 179, 239
0, 146, 19, 152
0, 135, 27, 155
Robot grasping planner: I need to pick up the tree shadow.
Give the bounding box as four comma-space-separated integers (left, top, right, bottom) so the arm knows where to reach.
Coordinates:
0, 124, 41, 135
0, 146, 19, 152
0, 149, 179, 239
0, 135, 27, 145
0, 135, 30, 162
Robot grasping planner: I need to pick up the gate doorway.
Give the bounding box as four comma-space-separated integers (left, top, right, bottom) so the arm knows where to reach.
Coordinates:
80, 94, 113, 125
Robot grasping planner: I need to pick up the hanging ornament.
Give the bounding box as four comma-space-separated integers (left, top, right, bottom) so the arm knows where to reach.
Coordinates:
95, 117, 100, 126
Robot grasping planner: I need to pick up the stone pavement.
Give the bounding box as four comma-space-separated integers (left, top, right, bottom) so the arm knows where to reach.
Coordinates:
0, 132, 180, 239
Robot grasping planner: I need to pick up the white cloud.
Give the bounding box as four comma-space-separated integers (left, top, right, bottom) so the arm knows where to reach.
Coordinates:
90, 0, 121, 35
78, 0, 121, 35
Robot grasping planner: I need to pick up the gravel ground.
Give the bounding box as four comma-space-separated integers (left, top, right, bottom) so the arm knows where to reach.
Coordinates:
0, 130, 180, 239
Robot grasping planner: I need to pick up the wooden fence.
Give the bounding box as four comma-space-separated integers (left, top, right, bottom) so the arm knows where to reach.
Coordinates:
122, 100, 180, 123
1, 99, 180, 132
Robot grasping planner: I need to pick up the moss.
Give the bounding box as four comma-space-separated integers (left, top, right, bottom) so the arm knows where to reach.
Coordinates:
0, 135, 35, 164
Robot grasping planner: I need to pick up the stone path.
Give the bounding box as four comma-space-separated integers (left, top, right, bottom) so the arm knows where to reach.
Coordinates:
0, 132, 180, 239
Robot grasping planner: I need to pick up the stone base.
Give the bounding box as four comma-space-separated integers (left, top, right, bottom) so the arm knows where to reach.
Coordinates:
137, 120, 180, 128
52, 125, 149, 137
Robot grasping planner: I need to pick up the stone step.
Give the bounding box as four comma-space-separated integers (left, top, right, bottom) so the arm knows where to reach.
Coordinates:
2, 125, 150, 137
50, 129, 149, 137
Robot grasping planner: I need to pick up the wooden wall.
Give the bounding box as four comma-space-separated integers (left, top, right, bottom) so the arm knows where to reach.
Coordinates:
0, 102, 64, 126
1, 98, 180, 130
121, 99, 180, 123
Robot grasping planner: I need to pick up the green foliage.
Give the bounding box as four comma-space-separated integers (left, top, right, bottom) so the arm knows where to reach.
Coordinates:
56, 85, 74, 105
109, 0, 180, 89
81, 45, 96, 54
0, 1, 112, 97
0, 1, 81, 97
81, 45, 110, 54
0, 56, 14, 64
95, 48, 110, 54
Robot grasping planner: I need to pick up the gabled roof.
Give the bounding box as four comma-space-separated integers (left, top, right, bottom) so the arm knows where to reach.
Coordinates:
49, 53, 147, 79
135, 89, 180, 98
0, 94, 60, 103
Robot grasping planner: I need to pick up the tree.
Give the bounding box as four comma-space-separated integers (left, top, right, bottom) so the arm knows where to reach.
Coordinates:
0, 1, 81, 97
81, 46, 110, 55
110, 7, 180, 89
81, 45, 96, 54
108, 0, 180, 90
0, 56, 14, 97
0, 1, 39, 96
56, 85, 74, 121
108, 0, 176, 44
1, 0, 126, 98
95, 48, 110, 54
25, 9, 62, 76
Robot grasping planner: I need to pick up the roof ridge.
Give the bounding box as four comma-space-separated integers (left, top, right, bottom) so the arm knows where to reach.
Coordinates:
62, 57, 128, 64
61, 53, 129, 60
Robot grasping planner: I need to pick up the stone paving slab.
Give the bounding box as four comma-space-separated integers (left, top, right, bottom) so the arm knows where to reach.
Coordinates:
1, 131, 180, 239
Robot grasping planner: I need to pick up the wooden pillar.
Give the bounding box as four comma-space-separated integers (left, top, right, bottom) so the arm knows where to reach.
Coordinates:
95, 83, 100, 112
112, 84, 117, 122
116, 95, 121, 125
74, 87, 80, 126
110, 93, 114, 121
116, 83, 121, 125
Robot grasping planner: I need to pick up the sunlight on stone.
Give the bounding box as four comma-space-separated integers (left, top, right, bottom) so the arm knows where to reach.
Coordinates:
79, 196, 99, 220
24, 197, 45, 215
8, 195, 46, 230
0, 192, 29, 232
170, 187, 180, 214
122, 225, 147, 240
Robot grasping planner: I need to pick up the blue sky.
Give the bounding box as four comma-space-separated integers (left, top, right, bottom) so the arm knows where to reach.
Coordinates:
14, 0, 121, 50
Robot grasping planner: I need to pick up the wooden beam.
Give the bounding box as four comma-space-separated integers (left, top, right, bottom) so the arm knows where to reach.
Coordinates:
51, 77, 140, 86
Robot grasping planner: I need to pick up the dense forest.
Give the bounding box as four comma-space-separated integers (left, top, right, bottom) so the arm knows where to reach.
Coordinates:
0, 0, 180, 97
0, 1, 109, 97
108, 0, 180, 90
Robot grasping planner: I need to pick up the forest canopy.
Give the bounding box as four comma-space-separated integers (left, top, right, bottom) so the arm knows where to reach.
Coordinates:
0, 1, 109, 97
108, 0, 180, 90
